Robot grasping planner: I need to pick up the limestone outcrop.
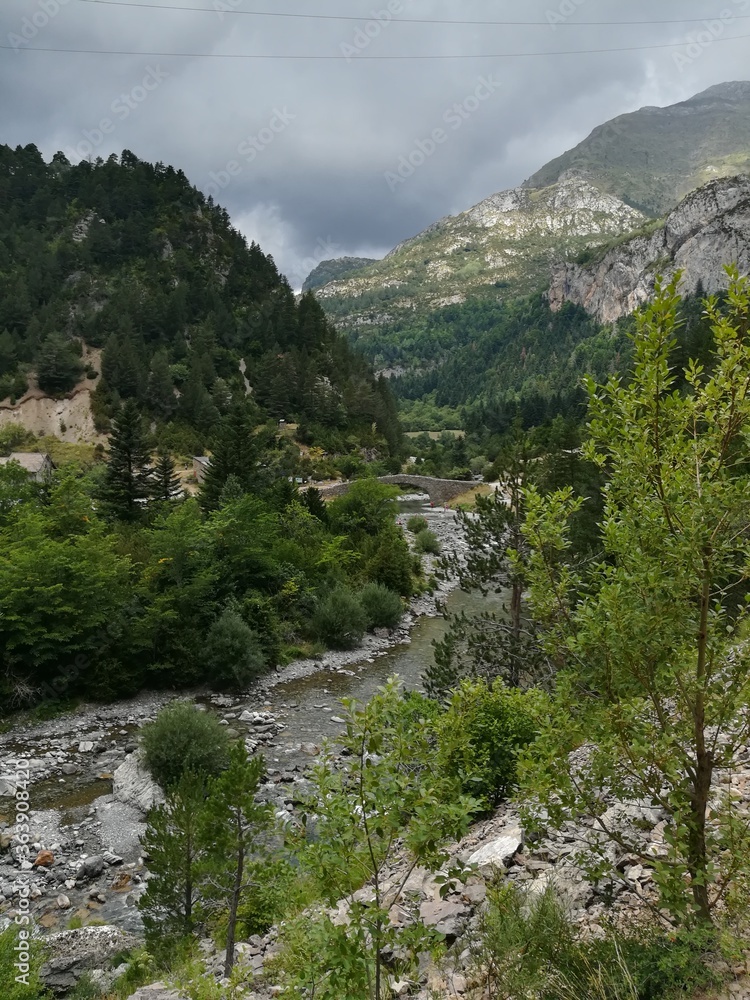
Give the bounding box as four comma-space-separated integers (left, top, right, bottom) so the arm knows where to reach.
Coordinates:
548, 175, 750, 323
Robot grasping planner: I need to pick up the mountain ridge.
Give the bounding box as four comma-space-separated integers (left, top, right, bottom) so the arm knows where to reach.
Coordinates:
310, 81, 750, 376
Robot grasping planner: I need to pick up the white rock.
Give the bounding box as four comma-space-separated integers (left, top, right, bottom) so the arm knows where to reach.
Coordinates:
112, 753, 165, 814
56, 894, 71, 909
467, 826, 524, 875
78, 742, 95, 752
0, 777, 18, 797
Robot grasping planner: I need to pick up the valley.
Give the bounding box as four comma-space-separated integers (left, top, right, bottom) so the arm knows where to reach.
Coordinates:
2, 67, 750, 1000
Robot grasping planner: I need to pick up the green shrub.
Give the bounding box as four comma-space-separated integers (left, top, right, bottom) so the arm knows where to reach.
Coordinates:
359, 582, 403, 630
312, 586, 367, 650
434, 679, 539, 807
406, 515, 429, 534
476, 882, 723, 1000
0, 924, 50, 999
141, 701, 231, 790
415, 529, 441, 555
204, 606, 267, 691
367, 527, 415, 596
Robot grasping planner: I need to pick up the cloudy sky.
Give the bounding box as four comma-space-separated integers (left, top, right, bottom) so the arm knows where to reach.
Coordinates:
2, 0, 749, 286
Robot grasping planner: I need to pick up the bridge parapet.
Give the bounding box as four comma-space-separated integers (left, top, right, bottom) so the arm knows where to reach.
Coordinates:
317, 475, 472, 505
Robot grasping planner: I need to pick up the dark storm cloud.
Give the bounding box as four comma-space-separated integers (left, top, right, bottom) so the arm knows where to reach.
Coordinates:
2, 0, 749, 284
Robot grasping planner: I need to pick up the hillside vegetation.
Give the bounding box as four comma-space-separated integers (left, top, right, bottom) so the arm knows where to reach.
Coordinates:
0, 144, 400, 459
525, 81, 750, 215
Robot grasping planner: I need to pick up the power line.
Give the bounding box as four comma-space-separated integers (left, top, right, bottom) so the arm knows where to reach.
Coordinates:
4, 34, 750, 58
73, 0, 750, 28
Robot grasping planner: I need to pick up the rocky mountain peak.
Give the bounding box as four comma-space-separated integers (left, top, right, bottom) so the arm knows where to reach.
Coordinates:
548, 174, 750, 324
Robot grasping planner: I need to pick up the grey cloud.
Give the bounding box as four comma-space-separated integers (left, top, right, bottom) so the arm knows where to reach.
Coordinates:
1, 0, 749, 283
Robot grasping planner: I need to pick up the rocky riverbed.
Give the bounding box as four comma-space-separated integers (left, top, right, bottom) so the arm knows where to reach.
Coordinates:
0, 504, 471, 971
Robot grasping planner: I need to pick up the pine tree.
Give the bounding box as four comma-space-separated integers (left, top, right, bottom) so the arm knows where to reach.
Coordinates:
139, 772, 209, 947
149, 449, 182, 503
0, 330, 17, 378
36, 333, 84, 395
147, 351, 176, 418
200, 402, 266, 511
200, 744, 270, 976
100, 399, 152, 520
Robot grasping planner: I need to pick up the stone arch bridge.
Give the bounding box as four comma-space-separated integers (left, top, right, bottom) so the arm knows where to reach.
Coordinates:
318, 475, 473, 505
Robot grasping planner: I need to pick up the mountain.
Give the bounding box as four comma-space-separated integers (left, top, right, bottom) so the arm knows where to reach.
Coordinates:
314, 83, 750, 377
317, 177, 647, 354
548, 175, 750, 323
525, 82, 750, 216
302, 256, 377, 292
391, 176, 750, 433
0, 144, 400, 455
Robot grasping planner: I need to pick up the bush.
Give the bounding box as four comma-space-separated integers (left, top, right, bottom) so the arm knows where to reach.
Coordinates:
367, 527, 415, 596
313, 586, 368, 649
415, 529, 441, 555
141, 701, 231, 790
434, 679, 539, 807
359, 582, 403, 630
476, 882, 723, 1000
406, 515, 428, 534
204, 606, 267, 691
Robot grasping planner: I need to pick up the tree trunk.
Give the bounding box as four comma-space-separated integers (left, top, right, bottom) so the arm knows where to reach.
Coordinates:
184, 825, 193, 933
688, 750, 713, 922
509, 576, 523, 688
689, 567, 713, 923
224, 818, 245, 977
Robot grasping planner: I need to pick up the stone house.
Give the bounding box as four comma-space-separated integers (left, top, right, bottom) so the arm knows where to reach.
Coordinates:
0, 452, 56, 482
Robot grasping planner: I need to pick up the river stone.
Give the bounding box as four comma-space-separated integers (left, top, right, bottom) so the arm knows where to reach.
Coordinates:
0, 777, 18, 797
78, 855, 105, 880
113, 753, 164, 814
125, 985, 184, 1000
467, 826, 524, 875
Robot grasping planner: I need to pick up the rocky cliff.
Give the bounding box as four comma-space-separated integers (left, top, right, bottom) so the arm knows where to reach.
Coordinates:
316, 176, 646, 332
548, 176, 750, 324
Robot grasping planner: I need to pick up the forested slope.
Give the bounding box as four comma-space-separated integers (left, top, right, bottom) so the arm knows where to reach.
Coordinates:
0, 144, 400, 456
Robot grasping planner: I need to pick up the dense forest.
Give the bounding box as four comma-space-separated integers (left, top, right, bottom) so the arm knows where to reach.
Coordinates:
0, 144, 421, 709
368, 288, 716, 438
0, 144, 401, 459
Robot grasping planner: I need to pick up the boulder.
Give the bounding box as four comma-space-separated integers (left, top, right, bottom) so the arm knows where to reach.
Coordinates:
77, 855, 105, 880
125, 984, 184, 1000
41, 926, 141, 995
113, 753, 164, 814
418, 898, 470, 939
0, 776, 18, 797
467, 826, 524, 876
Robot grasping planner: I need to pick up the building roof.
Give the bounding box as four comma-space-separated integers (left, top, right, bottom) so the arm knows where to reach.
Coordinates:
0, 452, 55, 473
